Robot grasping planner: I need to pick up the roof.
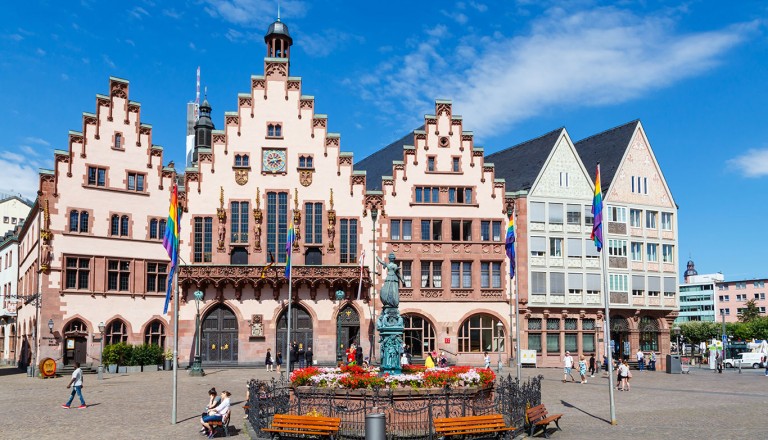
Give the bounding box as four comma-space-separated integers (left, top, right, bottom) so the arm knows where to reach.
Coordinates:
356, 127, 422, 191
574, 120, 639, 190
0, 194, 34, 208
486, 128, 564, 192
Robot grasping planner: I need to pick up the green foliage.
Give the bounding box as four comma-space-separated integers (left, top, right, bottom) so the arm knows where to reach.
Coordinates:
738, 299, 761, 322
130, 344, 164, 366
681, 317, 768, 343
679, 322, 720, 344
102, 343, 119, 365
104, 342, 133, 366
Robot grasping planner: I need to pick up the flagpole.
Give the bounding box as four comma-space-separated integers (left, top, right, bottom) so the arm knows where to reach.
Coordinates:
601, 244, 617, 424
285, 241, 293, 377
171, 267, 179, 424
514, 207, 521, 382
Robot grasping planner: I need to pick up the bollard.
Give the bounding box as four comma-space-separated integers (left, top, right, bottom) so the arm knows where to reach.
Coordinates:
27, 365, 33, 377
365, 412, 386, 440
98, 365, 104, 380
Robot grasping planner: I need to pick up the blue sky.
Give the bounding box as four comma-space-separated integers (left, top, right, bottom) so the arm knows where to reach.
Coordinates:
1, 1, 766, 280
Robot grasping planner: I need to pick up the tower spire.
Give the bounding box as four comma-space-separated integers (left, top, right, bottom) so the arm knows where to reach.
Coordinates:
277, 0, 281, 21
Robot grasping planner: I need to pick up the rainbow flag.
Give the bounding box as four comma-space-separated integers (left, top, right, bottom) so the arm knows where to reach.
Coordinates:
505, 212, 516, 279
285, 222, 295, 278
590, 164, 604, 252
162, 184, 180, 314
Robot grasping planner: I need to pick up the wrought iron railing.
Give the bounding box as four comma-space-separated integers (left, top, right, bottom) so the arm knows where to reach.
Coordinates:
246, 375, 543, 440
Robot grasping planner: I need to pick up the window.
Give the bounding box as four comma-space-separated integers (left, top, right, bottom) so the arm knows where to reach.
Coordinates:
110, 215, 119, 236
630, 209, 641, 227
718, 284, 729, 290
631, 176, 648, 194
646, 244, 658, 262
664, 277, 676, 297
586, 273, 601, 295
735, 282, 747, 290
559, 172, 569, 187
120, 215, 129, 236
149, 218, 166, 240
550, 272, 565, 295
549, 238, 563, 257
546, 319, 560, 352
298, 155, 313, 168
755, 281, 765, 288
234, 154, 251, 167
448, 187, 473, 204
530, 236, 546, 257
661, 212, 672, 230
303, 202, 322, 244
566, 238, 582, 258
267, 192, 289, 262
566, 205, 581, 225
755, 293, 766, 300
480, 220, 502, 241
531, 272, 546, 294
114, 133, 122, 150
420, 220, 442, 241
736, 294, 746, 301
530, 202, 545, 223
65, 257, 90, 290
451, 261, 472, 288
340, 219, 358, 263
608, 239, 627, 257
719, 295, 729, 302
458, 314, 503, 353
450, 220, 472, 241
415, 186, 439, 203
420, 261, 442, 288
607, 206, 626, 223
87, 166, 106, 187
400, 260, 412, 288
427, 156, 435, 171
69, 210, 89, 233
549, 203, 563, 224
609, 274, 628, 291
648, 276, 660, 296
645, 211, 657, 229
568, 273, 583, 295
480, 262, 502, 288
107, 260, 130, 291
565, 333, 578, 353
719, 308, 730, 316
146, 262, 168, 292
662, 244, 674, 263
127, 172, 145, 192
452, 157, 460, 172
267, 123, 282, 137
2, 217, 7, 223
639, 317, 659, 351
584, 205, 594, 226
144, 320, 166, 348
105, 320, 128, 345
390, 219, 412, 241
630, 242, 642, 261
230, 201, 249, 244
193, 217, 213, 263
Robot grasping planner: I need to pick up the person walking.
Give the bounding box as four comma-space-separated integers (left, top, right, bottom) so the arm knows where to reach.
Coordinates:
578, 355, 588, 384
290, 341, 299, 372
265, 348, 273, 372
275, 351, 283, 374
617, 360, 629, 391
588, 353, 596, 377
649, 351, 656, 371
562, 351, 576, 383
355, 343, 364, 366
305, 346, 314, 367
624, 360, 633, 391
636, 348, 645, 371
298, 343, 306, 369
62, 362, 86, 409
483, 351, 491, 369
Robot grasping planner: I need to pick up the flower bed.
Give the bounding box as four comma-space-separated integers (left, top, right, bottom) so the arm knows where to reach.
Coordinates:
290, 364, 495, 390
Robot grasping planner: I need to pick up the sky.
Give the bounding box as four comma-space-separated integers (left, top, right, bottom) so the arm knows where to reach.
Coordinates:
0, 1, 766, 280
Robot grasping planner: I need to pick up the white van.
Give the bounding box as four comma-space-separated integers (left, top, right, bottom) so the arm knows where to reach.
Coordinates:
723, 352, 765, 369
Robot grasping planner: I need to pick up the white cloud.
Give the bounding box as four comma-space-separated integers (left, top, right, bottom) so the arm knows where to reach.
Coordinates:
125, 39, 135, 47
20, 145, 40, 156
299, 29, 364, 58
36, 48, 46, 56
129, 6, 150, 19
728, 149, 768, 178
352, 7, 754, 135
0, 151, 43, 200
102, 54, 116, 69
203, 0, 307, 27
7, 34, 23, 41
23, 137, 50, 146
163, 8, 181, 19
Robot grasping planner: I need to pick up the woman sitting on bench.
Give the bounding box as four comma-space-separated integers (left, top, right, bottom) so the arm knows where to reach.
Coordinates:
201, 390, 231, 438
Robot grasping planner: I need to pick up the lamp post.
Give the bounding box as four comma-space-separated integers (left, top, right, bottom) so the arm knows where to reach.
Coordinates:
189, 290, 205, 377
48, 319, 54, 334
496, 321, 503, 373
673, 326, 681, 356
370, 207, 378, 364
336, 290, 345, 364
97, 321, 105, 380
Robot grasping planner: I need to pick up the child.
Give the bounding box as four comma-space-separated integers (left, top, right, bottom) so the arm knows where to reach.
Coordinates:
578, 355, 588, 384
484, 352, 491, 369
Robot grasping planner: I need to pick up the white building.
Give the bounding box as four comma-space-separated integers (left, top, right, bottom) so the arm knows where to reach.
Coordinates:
0, 226, 21, 364
0, 195, 33, 236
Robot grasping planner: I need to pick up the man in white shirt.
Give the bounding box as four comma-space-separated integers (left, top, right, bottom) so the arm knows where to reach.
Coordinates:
636, 349, 645, 371
562, 351, 576, 383
62, 362, 86, 409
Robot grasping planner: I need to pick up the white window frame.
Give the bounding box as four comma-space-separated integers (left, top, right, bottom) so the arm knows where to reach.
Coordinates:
608, 239, 627, 257
662, 244, 674, 263
631, 242, 642, 261
608, 206, 626, 223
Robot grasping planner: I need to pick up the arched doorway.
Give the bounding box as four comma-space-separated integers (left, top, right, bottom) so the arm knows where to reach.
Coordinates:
201, 305, 239, 364
402, 314, 436, 358
63, 319, 88, 366
610, 317, 630, 360
276, 304, 313, 358
337, 304, 360, 355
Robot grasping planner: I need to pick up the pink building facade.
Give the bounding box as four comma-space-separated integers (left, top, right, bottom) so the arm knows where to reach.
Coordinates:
716, 279, 768, 322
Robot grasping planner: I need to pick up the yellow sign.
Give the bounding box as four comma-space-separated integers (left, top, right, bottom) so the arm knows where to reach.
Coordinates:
40, 358, 57, 378
521, 350, 538, 365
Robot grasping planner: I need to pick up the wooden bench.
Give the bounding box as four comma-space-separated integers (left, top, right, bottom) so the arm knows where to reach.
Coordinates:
262, 414, 341, 440
525, 404, 563, 438
434, 414, 516, 439
208, 411, 230, 438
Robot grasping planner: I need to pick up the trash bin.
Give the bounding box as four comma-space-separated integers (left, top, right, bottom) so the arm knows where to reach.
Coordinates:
365, 413, 386, 440
666, 355, 681, 374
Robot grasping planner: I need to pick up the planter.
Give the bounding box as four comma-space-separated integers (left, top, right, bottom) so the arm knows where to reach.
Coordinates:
126, 366, 142, 373
143, 365, 159, 372
108, 364, 117, 374
118, 366, 127, 374
164, 360, 172, 371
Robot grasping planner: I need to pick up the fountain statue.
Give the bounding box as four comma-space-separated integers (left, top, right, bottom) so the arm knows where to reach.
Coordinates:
376, 252, 405, 375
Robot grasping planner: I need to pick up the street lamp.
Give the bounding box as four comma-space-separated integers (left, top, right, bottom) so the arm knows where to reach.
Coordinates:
496, 321, 504, 373
189, 290, 205, 377
336, 290, 345, 365
370, 207, 378, 364
97, 321, 105, 380
673, 326, 681, 356
48, 319, 54, 334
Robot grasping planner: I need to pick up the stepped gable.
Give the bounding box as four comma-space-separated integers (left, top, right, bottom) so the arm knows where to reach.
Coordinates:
486, 128, 563, 192
356, 126, 424, 191
574, 120, 639, 189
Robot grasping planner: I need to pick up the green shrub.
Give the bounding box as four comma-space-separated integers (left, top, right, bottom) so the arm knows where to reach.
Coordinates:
130, 344, 164, 366
102, 344, 119, 365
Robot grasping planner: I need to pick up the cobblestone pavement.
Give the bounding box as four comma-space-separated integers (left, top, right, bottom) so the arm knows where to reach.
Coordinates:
1, 364, 766, 439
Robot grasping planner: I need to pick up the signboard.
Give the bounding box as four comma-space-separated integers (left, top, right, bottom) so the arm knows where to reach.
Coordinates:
520, 349, 537, 365
66, 339, 75, 350
444, 338, 450, 344
40, 358, 57, 378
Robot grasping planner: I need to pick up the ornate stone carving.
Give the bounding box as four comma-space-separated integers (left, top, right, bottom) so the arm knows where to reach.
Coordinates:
110, 81, 128, 99
213, 133, 226, 144
235, 169, 248, 185
327, 189, 336, 252
253, 187, 262, 252
265, 61, 287, 78
292, 188, 301, 248
300, 170, 313, 187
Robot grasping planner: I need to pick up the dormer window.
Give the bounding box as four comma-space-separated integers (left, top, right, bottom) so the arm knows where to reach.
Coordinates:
267, 122, 283, 138
234, 154, 250, 167
298, 155, 314, 169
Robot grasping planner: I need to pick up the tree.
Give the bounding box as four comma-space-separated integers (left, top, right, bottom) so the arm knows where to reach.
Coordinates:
738, 299, 761, 322
680, 321, 720, 344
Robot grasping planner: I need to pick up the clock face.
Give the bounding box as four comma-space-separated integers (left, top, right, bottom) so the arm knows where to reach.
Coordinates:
262, 149, 286, 173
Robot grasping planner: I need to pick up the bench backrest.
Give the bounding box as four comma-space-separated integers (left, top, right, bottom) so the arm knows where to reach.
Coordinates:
272, 414, 341, 430
434, 414, 505, 430
525, 404, 548, 422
